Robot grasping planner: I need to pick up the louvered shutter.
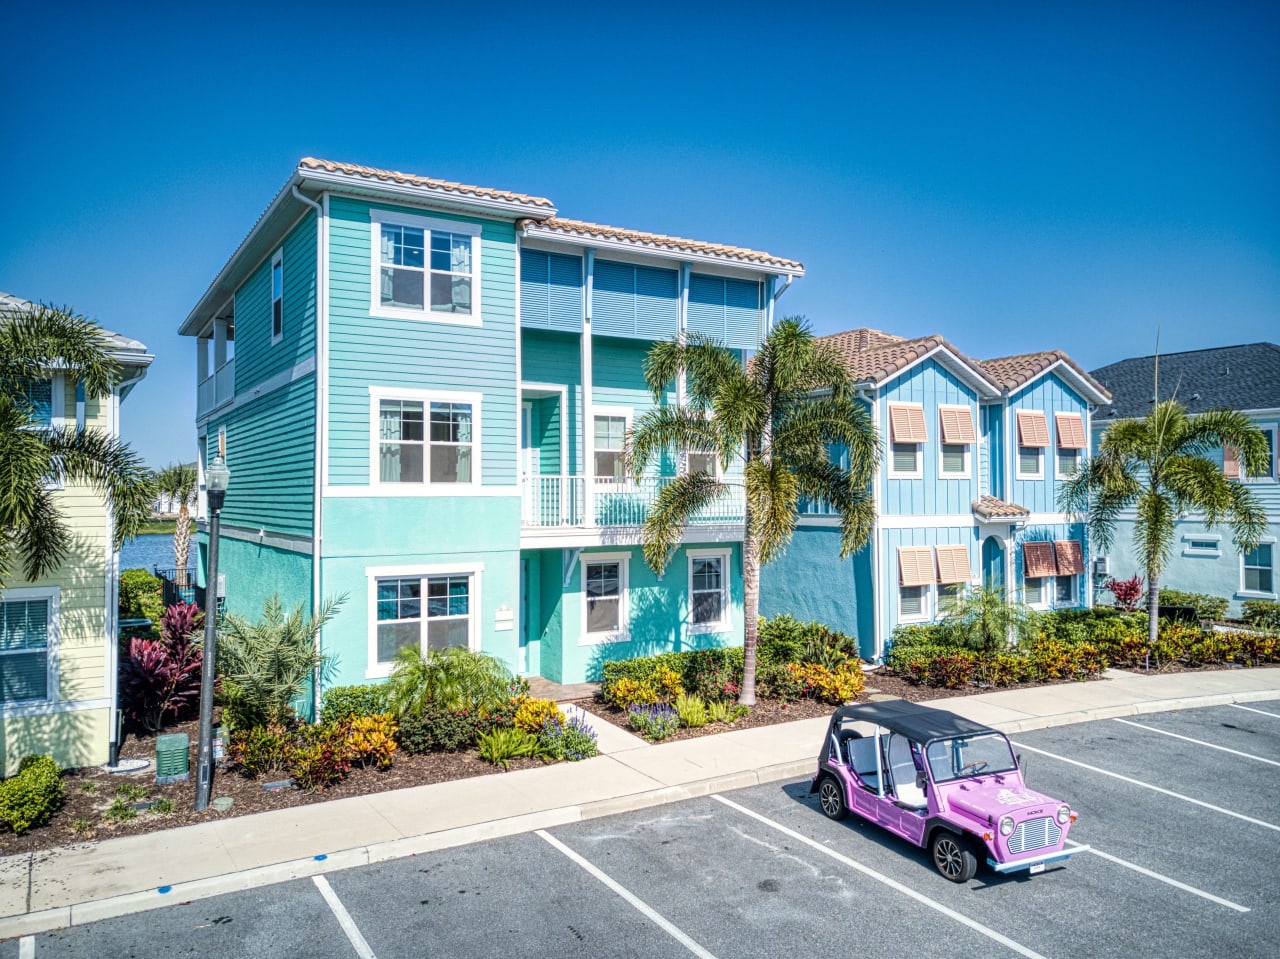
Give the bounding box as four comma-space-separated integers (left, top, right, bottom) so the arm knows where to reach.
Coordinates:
1054, 540, 1084, 575
1016, 411, 1050, 447
1022, 541, 1057, 578
889, 405, 928, 443
898, 547, 935, 587
936, 545, 972, 584
939, 407, 976, 444
1055, 413, 1086, 449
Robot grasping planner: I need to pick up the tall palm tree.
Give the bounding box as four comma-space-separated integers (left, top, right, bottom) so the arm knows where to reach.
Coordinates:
1060, 399, 1268, 642
627, 318, 879, 704
0, 304, 154, 588
155, 462, 198, 584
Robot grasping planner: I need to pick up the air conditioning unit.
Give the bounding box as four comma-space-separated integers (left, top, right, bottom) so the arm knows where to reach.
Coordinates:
1093, 556, 1110, 577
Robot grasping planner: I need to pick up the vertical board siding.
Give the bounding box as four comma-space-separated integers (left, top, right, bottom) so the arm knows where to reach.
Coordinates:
233, 210, 318, 388
882, 526, 979, 636
687, 273, 763, 349
592, 258, 679, 339
207, 375, 316, 536
520, 249, 583, 331
326, 196, 518, 487
982, 403, 1004, 499
1012, 522, 1090, 610
1009, 373, 1087, 514
880, 360, 981, 516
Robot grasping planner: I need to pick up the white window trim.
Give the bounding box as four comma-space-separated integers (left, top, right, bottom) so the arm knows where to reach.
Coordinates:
935, 580, 971, 617
1023, 576, 1050, 610
592, 407, 633, 486
1053, 574, 1077, 608
1243, 424, 1277, 485
1182, 533, 1222, 558
369, 209, 483, 327
1055, 444, 1083, 481
364, 562, 484, 679
368, 386, 483, 492
1017, 445, 1044, 480
897, 583, 931, 624
936, 404, 973, 480
270, 248, 284, 345
39, 374, 67, 491
887, 402, 925, 479
580, 551, 630, 645
687, 547, 732, 634
1239, 537, 1277, 600
0, 586, 60, 716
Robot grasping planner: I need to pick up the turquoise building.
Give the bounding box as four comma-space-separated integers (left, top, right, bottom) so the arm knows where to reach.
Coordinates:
178, 159, 803, 691
761, 328, 1112, 661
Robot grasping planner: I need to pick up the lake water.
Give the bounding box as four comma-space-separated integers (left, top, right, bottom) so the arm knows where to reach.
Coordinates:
121, 533, 183, 573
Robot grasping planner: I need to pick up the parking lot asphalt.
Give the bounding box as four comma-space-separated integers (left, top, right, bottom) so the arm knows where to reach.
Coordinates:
7, 700, 1279, 959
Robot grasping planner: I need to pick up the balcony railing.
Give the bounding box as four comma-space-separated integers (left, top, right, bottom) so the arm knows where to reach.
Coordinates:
197, 358, 235, 418
521, 475, 745, 529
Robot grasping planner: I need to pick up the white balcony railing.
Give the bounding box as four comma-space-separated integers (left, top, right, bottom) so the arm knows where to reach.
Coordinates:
521, 475, 745, 528
197, 358, 235, 418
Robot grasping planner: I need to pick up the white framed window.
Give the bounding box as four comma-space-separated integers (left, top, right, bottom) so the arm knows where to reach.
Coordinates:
897, 546, 934, 623
688, 548, 731, 633
1241, 541, 1275, 597
1024, 577, 1048, 608
271, 248, 284, 344
1182, 534, 1222, 558
1016, 411, 1048, 479
937, 583, 964, 615
369, 209, 482, 326
1054, 575, 1076, 606
1244, 426, 1276, 484
369, 387, 481, 489
581, 552, 629, 644
937, 405, 974, 479
366, 563, 482, 677
888, 403, 926, 478
899, 585, 929, 622
0, 587, 59, 709
1022, 540, 1056, 609
1054, 412, 1087, 479
18, 378, 55, 427
685, 451, 718, 477
594, 412, 630, 483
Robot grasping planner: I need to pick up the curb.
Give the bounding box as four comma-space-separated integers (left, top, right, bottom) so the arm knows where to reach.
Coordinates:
2, 685, 1276, 940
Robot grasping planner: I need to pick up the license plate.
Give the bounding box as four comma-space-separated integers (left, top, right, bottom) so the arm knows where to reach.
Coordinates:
1029, 863, 1046, 875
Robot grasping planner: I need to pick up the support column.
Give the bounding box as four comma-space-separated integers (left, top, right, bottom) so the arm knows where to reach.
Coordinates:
582, 250, 596, 527
213, 319, 228, 369
677, 263, 690, 473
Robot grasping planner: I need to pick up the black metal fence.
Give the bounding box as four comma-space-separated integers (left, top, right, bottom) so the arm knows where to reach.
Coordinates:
154, 567, 199, 609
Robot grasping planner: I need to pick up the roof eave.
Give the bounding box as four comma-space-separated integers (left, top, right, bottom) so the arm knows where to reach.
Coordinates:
1011, 358, 1112, 405
870, 344, 1002, 398
297, 168, 557, 221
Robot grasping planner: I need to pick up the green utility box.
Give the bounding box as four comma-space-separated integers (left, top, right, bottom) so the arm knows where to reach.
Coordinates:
155, 733, 190, 784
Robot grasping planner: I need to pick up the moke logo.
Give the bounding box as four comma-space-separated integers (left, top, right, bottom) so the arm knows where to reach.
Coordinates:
995, 788, 1038, 806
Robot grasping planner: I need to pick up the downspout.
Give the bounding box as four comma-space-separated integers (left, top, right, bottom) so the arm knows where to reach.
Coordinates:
858, 385, 884, 663
292, 184, 327, 720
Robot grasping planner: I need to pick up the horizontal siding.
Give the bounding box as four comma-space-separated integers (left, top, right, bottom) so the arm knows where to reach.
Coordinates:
326, 196, 519, 487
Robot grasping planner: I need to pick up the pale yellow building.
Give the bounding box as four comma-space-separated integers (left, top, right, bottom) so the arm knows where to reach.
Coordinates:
1, 292, 152, 775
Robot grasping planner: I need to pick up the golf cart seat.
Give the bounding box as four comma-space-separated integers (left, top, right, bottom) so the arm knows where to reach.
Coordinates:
841, 732, 881, 792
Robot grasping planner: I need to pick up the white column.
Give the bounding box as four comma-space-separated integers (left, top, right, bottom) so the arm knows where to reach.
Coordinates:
582, 249, 596, 527
677, 263, 689, 473
213, 319, 228, 369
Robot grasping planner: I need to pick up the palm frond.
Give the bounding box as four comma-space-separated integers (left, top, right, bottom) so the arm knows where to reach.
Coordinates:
640, 472, 729, 573
626, 407, 721, 480
0, 304, 121, 399
744, 459, 800, 564
43, 426, 156, 548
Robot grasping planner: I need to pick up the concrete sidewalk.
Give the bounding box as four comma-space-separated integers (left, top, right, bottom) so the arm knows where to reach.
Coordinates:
2, 667, 1278, 938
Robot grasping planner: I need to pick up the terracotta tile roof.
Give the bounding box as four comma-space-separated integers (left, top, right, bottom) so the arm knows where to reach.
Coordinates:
520, 217, 804, 272
1, 291, 149, 358
818, 329, 949, 384
299, 158, 555, 209
978, 349, 1110, 400
972, 495, 1031, 520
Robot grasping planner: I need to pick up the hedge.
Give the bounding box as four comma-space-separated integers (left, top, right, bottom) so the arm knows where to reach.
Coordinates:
1243, 599, 1280, 631
0, 755, 63, 834
1155, 589, 1229, 621
320, 684, 391, 724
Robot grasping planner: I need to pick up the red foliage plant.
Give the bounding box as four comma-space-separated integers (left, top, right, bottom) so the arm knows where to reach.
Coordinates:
119, 602, 205, 733
1105, 575, 1146, 612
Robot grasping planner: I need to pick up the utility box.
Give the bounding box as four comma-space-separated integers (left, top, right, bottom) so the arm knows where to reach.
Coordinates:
155, 733, 190, 784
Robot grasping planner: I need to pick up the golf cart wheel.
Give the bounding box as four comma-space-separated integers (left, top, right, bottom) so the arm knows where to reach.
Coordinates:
931, 831, 978, 883
817, 776, 848, 820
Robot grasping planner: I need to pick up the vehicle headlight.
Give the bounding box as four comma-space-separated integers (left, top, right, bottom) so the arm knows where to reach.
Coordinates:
999, 815, 1015, 836
1057, 805, 1071, 825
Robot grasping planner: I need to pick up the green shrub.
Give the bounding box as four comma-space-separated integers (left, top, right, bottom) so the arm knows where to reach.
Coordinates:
706, 699, 748, 724
321, 684, 390, 724
674, 692, 708, 728
538, 713, 599, 761
227, 724, 293, 777
601, 648, 745, 705
756, 614, 807, 665
1242, 600, 1280, 630
103, 798, 137, 823
628, 704, 680, 740
514, 698, 564, 733
288, 725, 351, 790
0, 755, 63, 834
756, 661, 807, 702
889, 622, 950, 650
478, 727, 544, 769
397, 705, 484, 754
387, 646, 515, 721
1237, 630, 1280, 665
119, 568, 163, 629
1157, 589, 1229, 621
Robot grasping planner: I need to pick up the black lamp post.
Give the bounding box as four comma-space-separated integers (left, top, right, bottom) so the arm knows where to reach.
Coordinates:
194, 454, 230, 811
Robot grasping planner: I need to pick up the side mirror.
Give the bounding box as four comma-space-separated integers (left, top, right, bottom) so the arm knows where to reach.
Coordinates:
916, 771, 928, 791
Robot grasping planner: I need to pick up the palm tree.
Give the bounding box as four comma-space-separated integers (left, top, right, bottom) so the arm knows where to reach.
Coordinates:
627, 318, 879, 704
155, 462, 198, 584
1060, 399, 1268, 642
0, 304, 154, 589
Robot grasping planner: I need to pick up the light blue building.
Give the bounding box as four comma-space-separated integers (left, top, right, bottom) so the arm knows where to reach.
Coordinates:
178, 158, 804, 691
1089, 343, 1280, 615
761, 328, 1112, 661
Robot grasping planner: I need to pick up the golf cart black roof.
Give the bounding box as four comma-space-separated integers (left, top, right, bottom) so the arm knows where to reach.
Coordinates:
829, 701, 998, 744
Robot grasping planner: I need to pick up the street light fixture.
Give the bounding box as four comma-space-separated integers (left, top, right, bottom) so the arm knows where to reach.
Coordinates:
194, 455, 230, 811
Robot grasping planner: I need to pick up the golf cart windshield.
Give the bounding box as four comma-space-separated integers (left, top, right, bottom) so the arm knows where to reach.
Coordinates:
925, 733, 1018, 782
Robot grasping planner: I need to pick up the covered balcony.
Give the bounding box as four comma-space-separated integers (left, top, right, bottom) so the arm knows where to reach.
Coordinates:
194, 307, 234, 420
521, 475, 745, 529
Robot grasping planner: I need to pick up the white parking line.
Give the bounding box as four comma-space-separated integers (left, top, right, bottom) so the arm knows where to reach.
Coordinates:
1230, 703, 1280, 721
1013, 742, 1280, 832
1112, 718, 1280, 767
711, 795, 1049, 959
18, 936, 33, 959
313, 875, 377, 959
1063, 841, 1249, 913
537, 830, 720, 959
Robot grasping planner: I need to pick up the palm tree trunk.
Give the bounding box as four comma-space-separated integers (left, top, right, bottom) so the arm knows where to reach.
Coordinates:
1147, 571, 1160, 644
740, 507, 760, 706
174, 506, 191, 587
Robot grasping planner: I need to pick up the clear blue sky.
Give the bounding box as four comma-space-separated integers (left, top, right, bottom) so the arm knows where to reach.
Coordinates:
3, 1, 1277, 468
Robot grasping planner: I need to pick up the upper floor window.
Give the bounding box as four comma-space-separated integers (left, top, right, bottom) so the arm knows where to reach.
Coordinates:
1244, 428, 1276, 483
271, 249, 284, 344
1242, 543, 1274, 596
374, 390, 477, 486
17, 379, 54, 426
888, 403, 926, 478
1055, 412, 1086, 479
686, 452, 717, 476
594, 414, 628, 482
1016, 411, 1048, 479
0, 591, 57, 705
370, 210, 482, 326
938, 406, 974, 478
